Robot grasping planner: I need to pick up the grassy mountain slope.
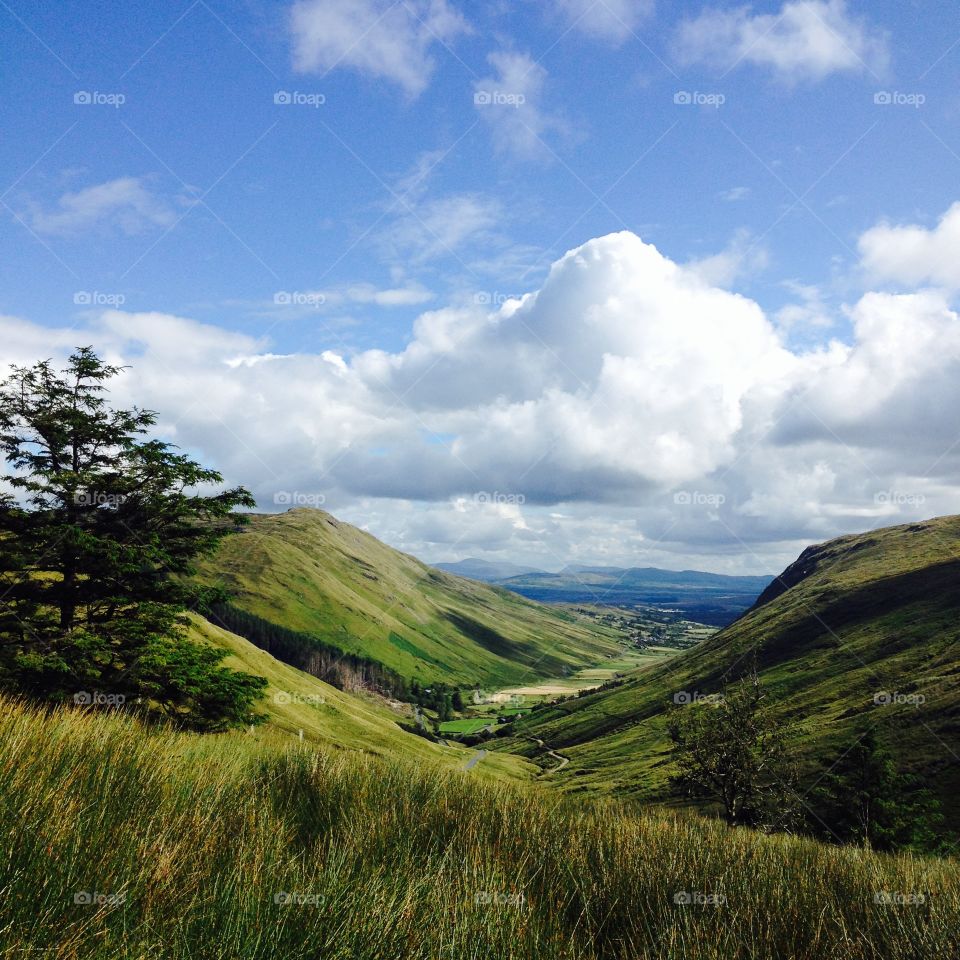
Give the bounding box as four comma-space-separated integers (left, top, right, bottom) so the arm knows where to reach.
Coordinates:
185, 613, 534, 782
496, 516, 960, 817
3, 695, 957, 960
196, 509, 624, 687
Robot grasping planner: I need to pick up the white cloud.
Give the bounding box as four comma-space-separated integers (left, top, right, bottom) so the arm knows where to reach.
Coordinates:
774, 281, 834, 332
686, 229, 768, 287
474, 51, 563, 160
718, 186, 750, 202
380, 193, 503, 264
346, 284, 433, 306
858, 201, 960, 291
772, 290, 960, 452
675, 0, 888, 82
22, 177, 180, 237
318, 232, 796, 501
288, 0, 468, 97
551, 0, 653, 43
318, 282, 434, 307
4, 229, 960, 572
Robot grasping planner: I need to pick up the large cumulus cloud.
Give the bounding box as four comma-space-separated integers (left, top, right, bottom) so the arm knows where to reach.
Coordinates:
2, 229, 959, 573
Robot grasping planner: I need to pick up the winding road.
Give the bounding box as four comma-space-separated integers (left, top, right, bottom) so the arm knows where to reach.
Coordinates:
526, 736, 570, 774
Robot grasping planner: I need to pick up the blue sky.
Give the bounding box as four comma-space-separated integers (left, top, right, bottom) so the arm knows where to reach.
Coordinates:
3, 0, 960, 574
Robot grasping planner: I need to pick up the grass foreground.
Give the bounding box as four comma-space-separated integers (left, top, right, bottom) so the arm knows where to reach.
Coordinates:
2, 696, 958, 960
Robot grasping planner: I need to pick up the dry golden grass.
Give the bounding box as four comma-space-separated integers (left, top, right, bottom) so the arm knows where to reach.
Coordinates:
1, 695, 957, 959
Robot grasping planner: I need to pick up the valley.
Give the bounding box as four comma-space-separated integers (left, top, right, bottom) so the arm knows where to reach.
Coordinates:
4, 490, 960, 959
2, 351, 959, 958
6, 5, 960, 951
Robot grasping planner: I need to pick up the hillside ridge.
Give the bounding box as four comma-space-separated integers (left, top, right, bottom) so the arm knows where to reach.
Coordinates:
495, 514, 960, 823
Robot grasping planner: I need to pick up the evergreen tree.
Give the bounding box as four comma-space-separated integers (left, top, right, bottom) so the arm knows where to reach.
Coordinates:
0, 348, 265, 730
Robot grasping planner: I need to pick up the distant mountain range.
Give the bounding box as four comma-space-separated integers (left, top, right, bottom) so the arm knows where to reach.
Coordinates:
433, 558, 546, 581
433, 559, 773, 626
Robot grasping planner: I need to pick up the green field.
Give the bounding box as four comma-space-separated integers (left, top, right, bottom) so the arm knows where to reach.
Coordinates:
3, 694, 958, 960
439, 717, 496, 734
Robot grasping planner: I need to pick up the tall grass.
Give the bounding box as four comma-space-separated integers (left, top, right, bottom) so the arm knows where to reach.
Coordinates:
1, 695, 957, 959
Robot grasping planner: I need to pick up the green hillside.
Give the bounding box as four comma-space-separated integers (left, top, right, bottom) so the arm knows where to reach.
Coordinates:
184, 613, 535, 782
196, 508, 624, 688
495, 516, 960, 819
